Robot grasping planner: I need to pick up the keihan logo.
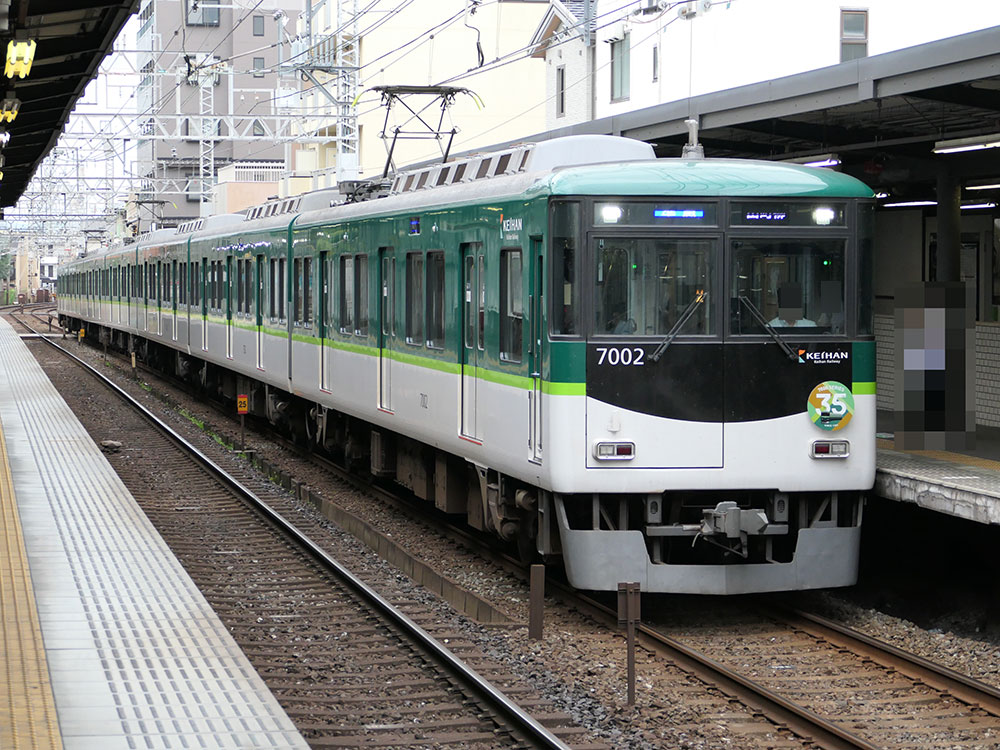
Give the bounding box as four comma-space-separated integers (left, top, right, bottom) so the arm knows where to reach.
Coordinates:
799, 349, 849, 365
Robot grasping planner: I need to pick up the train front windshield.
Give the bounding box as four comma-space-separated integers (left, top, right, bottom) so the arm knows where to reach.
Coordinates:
578, 198, 862, 340
593, 238, 714, 336
730, 238, 846, 334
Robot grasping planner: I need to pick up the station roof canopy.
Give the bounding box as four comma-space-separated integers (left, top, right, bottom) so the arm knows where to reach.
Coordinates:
537, 25, 1000, 202
0, 0, 136, 208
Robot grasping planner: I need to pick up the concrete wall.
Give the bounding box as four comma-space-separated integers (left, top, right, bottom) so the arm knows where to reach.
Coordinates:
544, 37, 592, 127
874, 209, 923, 304
593, 0, 1000, 119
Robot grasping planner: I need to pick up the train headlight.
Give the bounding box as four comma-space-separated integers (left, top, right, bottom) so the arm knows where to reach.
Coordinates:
812, 440, 849, 458
600, 204, 623, 224
594, 441, 635, 460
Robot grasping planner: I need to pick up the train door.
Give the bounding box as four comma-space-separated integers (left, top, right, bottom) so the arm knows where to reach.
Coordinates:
154, 260, 162, 335
171, 259, 178, 340
255, 254, 264, 369
200, 259, 209, 351
138, 262, 147, 332
377, 248, 394, 412
528, 238, 544, 463
225, 255, 233, 358
318, 250, 329, 390
461, 243, 484, 442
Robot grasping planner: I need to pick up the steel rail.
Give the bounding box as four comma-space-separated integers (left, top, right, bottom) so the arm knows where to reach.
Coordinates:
27, 326, 573, 750
770, 605, 1000, 716
557, 589, 879, 750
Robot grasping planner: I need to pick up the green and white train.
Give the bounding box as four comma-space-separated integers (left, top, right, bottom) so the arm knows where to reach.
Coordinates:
59, 135, 876, 594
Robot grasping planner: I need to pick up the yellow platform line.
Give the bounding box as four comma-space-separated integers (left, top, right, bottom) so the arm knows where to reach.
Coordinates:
0, 414, 62, 750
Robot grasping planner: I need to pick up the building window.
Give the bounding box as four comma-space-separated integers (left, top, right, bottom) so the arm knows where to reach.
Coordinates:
555, 65, 566, 118
252, 14, 265, 36
610, 34, 630, 101
252, 119, 265, 136
186, 0, 219, 26
253, 57, 265, 78
840, 9, 867, 62
652, 44, 658, 82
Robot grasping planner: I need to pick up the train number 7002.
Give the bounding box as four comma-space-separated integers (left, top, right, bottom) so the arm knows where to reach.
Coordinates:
595, 347, 645, 366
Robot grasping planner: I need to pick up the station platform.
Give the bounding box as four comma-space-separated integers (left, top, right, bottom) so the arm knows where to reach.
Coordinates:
876, 411, 1000, 525
0, 317, 309, 749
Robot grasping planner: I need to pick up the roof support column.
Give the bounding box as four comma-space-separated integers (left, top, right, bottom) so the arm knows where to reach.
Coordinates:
935, 167, 961, 282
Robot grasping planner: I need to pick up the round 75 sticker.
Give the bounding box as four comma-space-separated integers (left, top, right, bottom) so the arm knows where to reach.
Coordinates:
807, 381, 854, 431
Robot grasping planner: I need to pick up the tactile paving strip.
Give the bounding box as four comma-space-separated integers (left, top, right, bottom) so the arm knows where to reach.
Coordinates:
878, 448, 1000, 498
0, 319, 309, 750
0, 386, 62, 750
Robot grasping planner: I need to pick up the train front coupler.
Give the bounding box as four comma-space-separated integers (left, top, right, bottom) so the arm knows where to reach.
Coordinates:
696, 501, 788, 559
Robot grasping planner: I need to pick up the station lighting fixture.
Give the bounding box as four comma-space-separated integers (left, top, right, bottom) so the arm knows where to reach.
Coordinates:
4, 38, 35, 79
882, 199, 997, 211
966, 180, 1000, 191
932, 133, 1000, 154
0, 91, 19, 122
784, 153, 841, 168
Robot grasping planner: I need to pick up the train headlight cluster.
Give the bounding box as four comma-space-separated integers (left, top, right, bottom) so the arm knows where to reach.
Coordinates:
594, 441, 635, 460
812, 440, 849, 458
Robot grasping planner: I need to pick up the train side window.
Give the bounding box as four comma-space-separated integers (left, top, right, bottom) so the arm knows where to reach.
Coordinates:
208, 262, 215, 309
426, 251, 445, 349
500, 248, 523, 362
405, 252, 424, 345
340, 255, 354, 332
550, 201, 579, 335
477, 254, 485, 351
355, 254, 368, 335
236, 259, 245, 315
303, 256, 312, 326
245, 258, 252, 315
178, 262, 185, 304
323, 258, 337, 326
278, 257, 286, 321
293, 258, 302, 324
269, 258, 276, 319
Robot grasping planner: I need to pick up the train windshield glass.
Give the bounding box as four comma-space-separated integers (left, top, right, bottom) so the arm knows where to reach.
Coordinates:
593, 237, 714, 336
730, 238, 846, 335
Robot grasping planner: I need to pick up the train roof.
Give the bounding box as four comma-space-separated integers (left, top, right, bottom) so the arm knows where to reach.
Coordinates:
545, 158, 874, 199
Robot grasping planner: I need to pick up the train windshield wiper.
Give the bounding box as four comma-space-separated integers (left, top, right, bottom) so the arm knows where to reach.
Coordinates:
649, 289, 707, 363
737, 295, 799, 362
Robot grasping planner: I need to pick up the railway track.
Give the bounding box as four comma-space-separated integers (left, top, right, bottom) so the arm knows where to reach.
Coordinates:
562, 593, 1000, 750
19, 317, 600, 750
25, 310, 1000, 749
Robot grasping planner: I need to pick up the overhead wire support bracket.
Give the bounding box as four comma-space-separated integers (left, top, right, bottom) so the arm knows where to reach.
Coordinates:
358, 85, 483, 178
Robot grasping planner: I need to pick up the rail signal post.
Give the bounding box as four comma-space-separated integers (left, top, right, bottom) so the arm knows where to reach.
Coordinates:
237, 394, 248, 453
618, 582, 640, 705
